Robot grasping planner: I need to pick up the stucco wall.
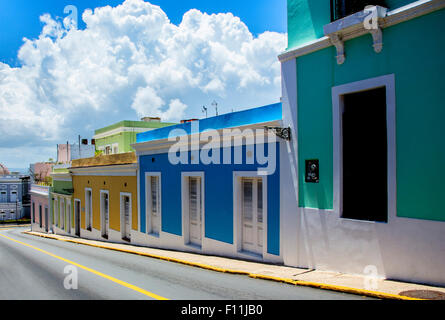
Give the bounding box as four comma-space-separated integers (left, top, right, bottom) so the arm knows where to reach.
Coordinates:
72, 175, 138, 233
295, 9, 445, 221
138, 144, 281, 256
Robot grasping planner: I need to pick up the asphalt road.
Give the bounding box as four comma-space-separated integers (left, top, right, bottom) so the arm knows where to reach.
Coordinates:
0, 227, 372, 300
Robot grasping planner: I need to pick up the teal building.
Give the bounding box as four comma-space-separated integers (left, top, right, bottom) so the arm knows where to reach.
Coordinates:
279, 0, 445, 285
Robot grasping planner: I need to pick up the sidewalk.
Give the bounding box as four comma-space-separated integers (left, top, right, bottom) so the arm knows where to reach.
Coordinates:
24, 230, 445, 300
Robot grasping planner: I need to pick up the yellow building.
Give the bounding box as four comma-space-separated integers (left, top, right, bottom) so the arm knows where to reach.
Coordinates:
70, 152, 138, 242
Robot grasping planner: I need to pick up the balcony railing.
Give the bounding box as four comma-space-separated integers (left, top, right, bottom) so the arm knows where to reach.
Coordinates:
331, 0, 387, 21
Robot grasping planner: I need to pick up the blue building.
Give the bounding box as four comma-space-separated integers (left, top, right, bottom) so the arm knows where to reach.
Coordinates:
131, 103, 287, 263
0, 164, 31, 221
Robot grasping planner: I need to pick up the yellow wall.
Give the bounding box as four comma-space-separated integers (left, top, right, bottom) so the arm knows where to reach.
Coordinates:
72, 175, 138, 232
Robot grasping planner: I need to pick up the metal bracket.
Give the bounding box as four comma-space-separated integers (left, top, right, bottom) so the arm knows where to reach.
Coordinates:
264, 126, 292, 141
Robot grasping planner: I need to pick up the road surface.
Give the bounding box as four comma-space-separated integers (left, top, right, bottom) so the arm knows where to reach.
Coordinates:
0, 227, 372, 300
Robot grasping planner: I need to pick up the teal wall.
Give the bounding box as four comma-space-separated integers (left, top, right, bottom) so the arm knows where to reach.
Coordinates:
287, 0, 418, 50
287, 0, 330, 50
296, 9, 445, 221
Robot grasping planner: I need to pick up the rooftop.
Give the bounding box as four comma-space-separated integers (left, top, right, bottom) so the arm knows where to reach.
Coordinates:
70, 152, 137, 169
94, 120, 177, 136
135, 102, 282, 144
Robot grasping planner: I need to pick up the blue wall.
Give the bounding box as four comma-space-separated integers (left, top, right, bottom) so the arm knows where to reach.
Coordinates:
139, 143, 280, 256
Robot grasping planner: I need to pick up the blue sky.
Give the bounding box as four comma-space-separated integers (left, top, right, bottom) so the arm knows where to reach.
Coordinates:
0, 0, 287, 66
0, 0, 287, 168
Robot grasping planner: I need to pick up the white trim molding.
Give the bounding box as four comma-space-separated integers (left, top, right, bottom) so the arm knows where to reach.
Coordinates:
332, 74, 396, 223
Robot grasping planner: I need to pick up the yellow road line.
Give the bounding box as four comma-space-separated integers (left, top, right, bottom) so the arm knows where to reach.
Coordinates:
0, 233, 168, 300
23, 231, 424, 301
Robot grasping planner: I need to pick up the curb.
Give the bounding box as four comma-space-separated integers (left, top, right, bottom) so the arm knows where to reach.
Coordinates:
23, 231, 423, 300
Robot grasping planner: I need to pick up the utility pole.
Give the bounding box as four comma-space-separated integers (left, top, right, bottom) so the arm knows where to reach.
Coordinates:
202, 106, 208, 118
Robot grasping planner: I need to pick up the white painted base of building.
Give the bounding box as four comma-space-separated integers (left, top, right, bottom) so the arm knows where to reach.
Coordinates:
130, 230, 282, 264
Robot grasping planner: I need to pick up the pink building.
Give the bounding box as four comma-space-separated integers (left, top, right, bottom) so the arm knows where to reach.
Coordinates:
30, 184, 51, 232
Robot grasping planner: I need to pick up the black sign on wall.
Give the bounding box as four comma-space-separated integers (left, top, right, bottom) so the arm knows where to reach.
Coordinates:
305, 160, 320, 183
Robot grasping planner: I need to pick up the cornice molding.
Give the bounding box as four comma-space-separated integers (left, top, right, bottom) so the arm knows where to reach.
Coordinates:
278, 0, 445, 63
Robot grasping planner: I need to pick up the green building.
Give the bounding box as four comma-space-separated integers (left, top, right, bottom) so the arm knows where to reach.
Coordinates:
50, 164, 74, 235
279, 0, 445, 286
94, 117, 177, 155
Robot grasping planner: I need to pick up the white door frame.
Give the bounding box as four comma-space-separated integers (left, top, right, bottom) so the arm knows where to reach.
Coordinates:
120, 192, 132, 240
332, 74, 396, 223
233, 171, 268, 257
85, 188, 93, 231
181, 172, 205, 248
145, 172, 162, 237
100, 190, 110, 238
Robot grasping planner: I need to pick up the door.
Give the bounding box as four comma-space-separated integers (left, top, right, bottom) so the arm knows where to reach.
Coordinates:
67, 202, 71, 233
45, 207, 49, 232
39, 205, 42, 228
85, 190, 92, 231
122, 195, 131, 240
241, 178, 264, 255
188, 177, 202, 246
149, 176, 160, 235
101, 192, 109, 238
74, 201, 80, 236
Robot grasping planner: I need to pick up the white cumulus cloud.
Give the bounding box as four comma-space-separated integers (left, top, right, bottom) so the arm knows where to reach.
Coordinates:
0, 0, 286, 167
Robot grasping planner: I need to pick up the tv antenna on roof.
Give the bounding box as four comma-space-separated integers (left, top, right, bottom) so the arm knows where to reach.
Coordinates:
212, 100, 218, 116
202, 106, 208, 118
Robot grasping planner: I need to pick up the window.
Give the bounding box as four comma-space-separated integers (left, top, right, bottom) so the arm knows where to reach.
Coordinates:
0, 191, 6, 202
330, 0, 387, 21
10, 191, 17, 202
104, 146, 112, 155
112, 143, 119, 154
145, 173, 161, 236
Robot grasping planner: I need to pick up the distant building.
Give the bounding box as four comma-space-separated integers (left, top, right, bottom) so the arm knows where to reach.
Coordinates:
50, 164, 74, 235
93, 118, 177, 155
57, 143, 95, 163
0, 163, 31, 221
30, 184, 51, 232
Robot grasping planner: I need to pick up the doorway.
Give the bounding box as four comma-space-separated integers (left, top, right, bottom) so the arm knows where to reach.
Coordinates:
241, 177, 264, 255
74, 200, 81, 237
101, 191, 109, 238
342, 87, 388, 222
121, 194, 131, 241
